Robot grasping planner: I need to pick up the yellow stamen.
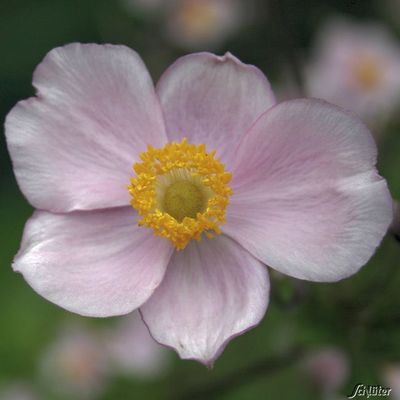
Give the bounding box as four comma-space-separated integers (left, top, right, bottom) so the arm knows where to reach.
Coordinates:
128, 138, 232, 250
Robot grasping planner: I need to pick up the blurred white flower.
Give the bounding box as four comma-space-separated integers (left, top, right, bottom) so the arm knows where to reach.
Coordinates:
302, 347, 349, 395
39, 316, 170, 398
382, 364, 400, 399
120, 0, 253, 50
103, 311, 170, 379
39, 324, 109, 400
306, 18, 400, 126
165, 0, 249, 49
0, 382, 38, 400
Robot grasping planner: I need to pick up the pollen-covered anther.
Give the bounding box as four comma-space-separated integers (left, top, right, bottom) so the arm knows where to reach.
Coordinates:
128, 138, 232, 250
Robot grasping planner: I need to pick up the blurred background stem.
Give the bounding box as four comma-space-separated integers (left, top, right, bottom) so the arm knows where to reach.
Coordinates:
174, 348, 304, 400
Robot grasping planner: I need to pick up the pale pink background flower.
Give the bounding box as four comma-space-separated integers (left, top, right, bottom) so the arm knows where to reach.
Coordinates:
40, 316, 169, 397
306, 18, 400, 126
5, 44, 392, 365
103, 311, 170, 378
121, 0, 250, 50
39, 324, 109, 399
165, 0, 249, 50
382, 364, 400, 399
302, 347, 349, 395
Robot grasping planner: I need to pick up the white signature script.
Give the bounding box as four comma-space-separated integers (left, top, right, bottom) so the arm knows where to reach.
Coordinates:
348, 384, 392, 399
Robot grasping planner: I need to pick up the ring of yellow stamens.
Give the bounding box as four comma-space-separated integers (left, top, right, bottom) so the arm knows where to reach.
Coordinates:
128, 138, 232, 250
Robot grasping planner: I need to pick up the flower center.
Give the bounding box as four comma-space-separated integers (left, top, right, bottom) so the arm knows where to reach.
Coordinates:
177, 1, 217, 38
128, 138, 232, 250
351, 55, 382, 90
163, 180, 206, 221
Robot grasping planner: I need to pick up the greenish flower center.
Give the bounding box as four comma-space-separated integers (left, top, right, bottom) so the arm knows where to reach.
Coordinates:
163, 180, 207, 222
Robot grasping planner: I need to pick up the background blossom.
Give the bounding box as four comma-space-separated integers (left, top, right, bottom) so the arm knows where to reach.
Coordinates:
39, 324, 109, 399
306, 18, 400, 128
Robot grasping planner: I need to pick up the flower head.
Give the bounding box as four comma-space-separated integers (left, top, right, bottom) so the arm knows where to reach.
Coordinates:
6, 44, 392, 365
39, 324, 109, 399
165, 0, 248, 49
302, 347, 349, 395
382, 364, 400, 399
306, 18, 400, 125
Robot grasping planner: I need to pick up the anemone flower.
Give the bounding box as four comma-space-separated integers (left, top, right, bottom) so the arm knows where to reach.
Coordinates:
302, 347, 349, 396
382, 364, 400, 399
39, 324, 109, 399
306, 18, 400, 127
165, 0, 247, 50
5, 44, 392, 366
122, 0, 249, 51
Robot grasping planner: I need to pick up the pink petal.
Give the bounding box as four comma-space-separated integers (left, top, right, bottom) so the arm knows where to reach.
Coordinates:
156, 52, 275, 170
140, 235, 269, 366
224, 99, 393, 282
5, 43, 167, 212
13, 208, 173, 317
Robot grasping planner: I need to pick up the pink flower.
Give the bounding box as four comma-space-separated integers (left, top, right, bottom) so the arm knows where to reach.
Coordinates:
306, 18, 400, 125
382, 364, 400, 399
165, 0, 248, 50
39, 324, 109, 399
5, 44, 392, 366
40, 316, 168, 398
121, 0, 250, 50
302, 347, 349, 395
